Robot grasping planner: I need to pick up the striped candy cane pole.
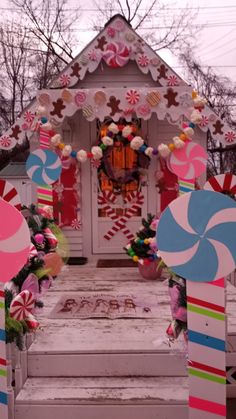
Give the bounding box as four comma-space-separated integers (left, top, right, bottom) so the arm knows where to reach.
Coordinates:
178, 178, 226, 418
0, 287, 8, 419
37, 128, 53, 210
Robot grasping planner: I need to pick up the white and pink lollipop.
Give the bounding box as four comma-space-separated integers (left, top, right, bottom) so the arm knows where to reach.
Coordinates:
0, 198, 30, 283
169, 141, 207, 180
157, 190, 236, 282
103, 42, 130, 68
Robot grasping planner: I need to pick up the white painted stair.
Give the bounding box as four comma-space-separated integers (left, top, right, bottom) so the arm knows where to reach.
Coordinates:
14, 266, 236, 418
15, 376, 189, 419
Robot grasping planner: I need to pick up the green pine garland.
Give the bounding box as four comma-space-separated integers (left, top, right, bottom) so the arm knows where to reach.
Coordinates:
124, 213, 156, 260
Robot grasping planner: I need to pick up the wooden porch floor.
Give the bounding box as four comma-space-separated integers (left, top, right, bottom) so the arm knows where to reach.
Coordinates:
30, 264, 182, 354
30, 264, 236, 354
15, 264, 236, 419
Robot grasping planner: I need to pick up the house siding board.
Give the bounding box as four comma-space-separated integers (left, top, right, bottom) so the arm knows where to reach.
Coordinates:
77, 62, 160, 88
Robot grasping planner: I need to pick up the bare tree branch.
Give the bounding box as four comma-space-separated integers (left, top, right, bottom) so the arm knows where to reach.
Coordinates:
92, 0, 199, 53
180, 49, 236, 175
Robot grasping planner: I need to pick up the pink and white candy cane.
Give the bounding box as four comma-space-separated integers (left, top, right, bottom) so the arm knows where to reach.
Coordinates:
37, 127, 54, 211
10, 290, 34, 321
113, 191, 144, 236
103, 42, 130, 68
99, 191, 144, 241
98, 191, 134, 241
28, 242, 38, 261
43, 227, 58, 250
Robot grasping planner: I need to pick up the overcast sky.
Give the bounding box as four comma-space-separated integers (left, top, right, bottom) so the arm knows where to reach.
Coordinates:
77, 0, 236, 84
1, 0, 236, 83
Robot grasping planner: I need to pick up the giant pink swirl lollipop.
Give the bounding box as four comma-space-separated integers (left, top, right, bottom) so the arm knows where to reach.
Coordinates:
103, 42, 130, 68
157, 190, 236, 282
0, 198, 30, 283
169, 141, 207, 179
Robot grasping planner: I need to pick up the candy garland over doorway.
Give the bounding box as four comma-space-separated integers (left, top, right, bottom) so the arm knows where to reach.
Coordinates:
28, 90, 206, 165
22, 91, 208, 234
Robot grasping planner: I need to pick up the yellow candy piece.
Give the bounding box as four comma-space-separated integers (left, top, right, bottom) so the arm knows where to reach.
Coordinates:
133, 255, 139, 262
168, 143, 175, 151
58, 143, 65, 150
144, 238, 149, 245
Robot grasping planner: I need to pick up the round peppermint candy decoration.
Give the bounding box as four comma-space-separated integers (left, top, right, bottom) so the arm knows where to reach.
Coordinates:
157, 190, 236, 282
26, 149, 62, 185
103, 42, 130, 68
126, 89, 140, 105
10, 290, 35, 320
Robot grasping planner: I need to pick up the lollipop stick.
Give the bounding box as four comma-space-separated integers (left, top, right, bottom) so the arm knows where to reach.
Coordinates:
0, 285, 8, 419
178, 178, 227, 418
37, 127, 53, 210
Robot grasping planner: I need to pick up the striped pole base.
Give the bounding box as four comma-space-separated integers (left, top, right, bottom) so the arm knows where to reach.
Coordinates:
0, 286, 8, 419
187, 278, 226, 418
37, 127, 53, 212
178, 178, 226, 418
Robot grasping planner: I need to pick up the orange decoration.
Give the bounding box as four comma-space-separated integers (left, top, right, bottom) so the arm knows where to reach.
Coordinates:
44, 252, 63, 276
179, 133, 187, 141
58, 143, 65, 150
168, 143, 175, 151
101, 128, 107, 137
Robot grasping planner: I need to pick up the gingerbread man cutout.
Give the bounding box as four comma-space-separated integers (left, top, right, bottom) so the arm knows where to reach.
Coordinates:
95, 36, 107, 51
70, 62, 81, 79
107, 96, 122, 116
213, 120, 224, 135
164, 88, 179, 108
10, 125, 22, 140
158, 64, 168, 79
50, 99, 66, 119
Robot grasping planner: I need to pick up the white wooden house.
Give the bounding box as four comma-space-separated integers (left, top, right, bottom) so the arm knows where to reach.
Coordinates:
0, 14, 235, 262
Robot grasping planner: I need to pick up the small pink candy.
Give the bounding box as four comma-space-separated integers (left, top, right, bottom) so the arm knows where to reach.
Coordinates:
107, 26, 116, 38
34, 233, 44, 245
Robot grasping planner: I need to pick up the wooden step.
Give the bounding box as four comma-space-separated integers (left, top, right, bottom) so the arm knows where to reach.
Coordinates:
15, 376, 189, 419
28, 350, 187, 377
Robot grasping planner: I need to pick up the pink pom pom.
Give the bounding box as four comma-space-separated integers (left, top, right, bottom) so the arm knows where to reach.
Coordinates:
34, 233, 45, 245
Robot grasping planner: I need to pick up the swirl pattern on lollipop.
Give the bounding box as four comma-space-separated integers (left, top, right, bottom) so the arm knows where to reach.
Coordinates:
169, 141, 207, 179
157, 190, 236, 282
204, 173, 236, 199
103, 42, 130, 68
10, 290, 34, 320
0, 199, 30, 283
26, 148, 62, 185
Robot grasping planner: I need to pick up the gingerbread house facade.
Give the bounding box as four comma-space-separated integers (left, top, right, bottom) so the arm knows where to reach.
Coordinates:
1, 14, 235, 260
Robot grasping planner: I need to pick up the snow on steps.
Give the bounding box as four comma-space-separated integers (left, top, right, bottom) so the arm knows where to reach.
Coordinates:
15, 376, 189, 419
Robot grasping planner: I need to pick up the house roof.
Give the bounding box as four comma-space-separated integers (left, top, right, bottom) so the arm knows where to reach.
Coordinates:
0, 162, 27, 178
0, 14, 236, 151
